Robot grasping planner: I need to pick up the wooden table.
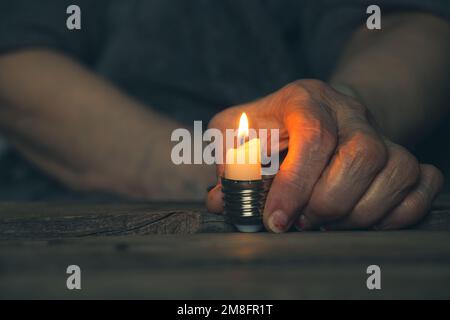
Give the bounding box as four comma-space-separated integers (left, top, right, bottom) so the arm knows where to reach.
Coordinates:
1, 196, 450, 299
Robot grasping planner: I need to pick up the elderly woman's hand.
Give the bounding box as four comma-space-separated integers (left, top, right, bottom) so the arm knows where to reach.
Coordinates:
206, 80, 443, 232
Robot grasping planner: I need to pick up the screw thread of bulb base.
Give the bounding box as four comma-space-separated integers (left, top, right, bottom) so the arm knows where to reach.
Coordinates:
221, 176, 274, 233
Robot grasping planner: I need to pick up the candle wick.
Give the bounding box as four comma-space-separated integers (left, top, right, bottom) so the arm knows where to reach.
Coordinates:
239, 135, 245, 147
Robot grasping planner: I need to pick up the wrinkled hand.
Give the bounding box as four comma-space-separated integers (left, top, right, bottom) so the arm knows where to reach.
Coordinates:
206, 80, 443, 232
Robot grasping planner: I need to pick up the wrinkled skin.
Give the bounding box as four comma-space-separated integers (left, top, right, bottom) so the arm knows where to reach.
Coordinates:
206, 80, 443, 232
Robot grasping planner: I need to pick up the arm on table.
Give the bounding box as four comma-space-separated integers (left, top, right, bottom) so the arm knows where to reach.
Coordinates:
0, 49, 214, 200
331, 12, 450, 145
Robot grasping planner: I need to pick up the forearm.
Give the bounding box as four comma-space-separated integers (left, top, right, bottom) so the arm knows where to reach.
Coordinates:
0, 49, 214, 199
330, 13, 450, 145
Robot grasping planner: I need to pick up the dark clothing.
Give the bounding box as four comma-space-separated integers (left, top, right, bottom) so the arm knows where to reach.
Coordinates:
0, 0, 448, 199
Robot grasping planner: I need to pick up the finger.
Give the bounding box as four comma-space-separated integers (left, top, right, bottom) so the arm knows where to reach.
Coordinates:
298, 95, 387, 230
264, 82, 338, 233
206, 183, 224, 214
324, 143, 420, 230
375, 164, 443, 230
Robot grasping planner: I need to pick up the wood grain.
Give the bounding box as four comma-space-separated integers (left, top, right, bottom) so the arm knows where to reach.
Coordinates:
0, 202, 235, 240
1, 196, 449, 299
1, 232, 450, 299
0, 194, 449, 240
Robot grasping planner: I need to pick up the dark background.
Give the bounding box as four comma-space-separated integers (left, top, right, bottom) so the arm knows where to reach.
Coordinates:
0, 0, 449, 200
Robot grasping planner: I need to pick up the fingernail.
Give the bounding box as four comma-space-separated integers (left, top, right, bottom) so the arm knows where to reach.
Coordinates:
268, 210, 289, 233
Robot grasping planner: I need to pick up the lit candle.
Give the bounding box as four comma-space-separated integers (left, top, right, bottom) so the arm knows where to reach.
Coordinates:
225, 113, 262, 181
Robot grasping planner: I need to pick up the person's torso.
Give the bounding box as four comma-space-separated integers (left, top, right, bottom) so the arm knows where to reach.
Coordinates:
94, 0, 307, 123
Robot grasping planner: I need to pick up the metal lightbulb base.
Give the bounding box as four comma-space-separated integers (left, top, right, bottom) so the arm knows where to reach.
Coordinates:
221, 176, 274, 233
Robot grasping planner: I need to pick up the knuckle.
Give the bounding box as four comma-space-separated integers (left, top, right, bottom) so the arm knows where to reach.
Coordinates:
304, 119, 336, 150
281, 81, 309, 99
347, 100, 366, 116
390, 146, 420, 188
281, 79, 328, 101
422, 164, 444, 189
341, 132, 387, 171
285, 115, 337, 161
356, 134, 387, 166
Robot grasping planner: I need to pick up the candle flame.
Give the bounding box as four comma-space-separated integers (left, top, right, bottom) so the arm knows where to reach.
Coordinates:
238, 112, 249, 139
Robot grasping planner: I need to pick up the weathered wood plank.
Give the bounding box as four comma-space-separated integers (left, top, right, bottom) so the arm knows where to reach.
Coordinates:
1, 232, 450, 299
0, 196, 449, 240
1, 197, 449, 299
0, 202, 236, 239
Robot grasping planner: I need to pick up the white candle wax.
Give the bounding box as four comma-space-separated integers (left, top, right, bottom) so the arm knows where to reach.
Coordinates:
225, 137, 261, 181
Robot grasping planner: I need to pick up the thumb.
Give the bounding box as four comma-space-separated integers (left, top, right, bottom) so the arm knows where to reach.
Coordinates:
263, 105, 337, 233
